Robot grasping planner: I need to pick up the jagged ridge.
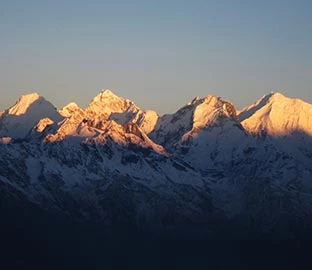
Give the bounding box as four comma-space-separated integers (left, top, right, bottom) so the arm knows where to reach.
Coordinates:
1, 89, 312, 237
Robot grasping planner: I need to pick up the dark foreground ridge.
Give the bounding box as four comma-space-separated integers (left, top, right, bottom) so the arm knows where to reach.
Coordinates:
1, 184, 311, 270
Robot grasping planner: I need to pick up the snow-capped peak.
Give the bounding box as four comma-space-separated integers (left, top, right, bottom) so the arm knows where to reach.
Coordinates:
83, 89, 159, 133
239, 92, 312, 136
91, 88, 119, 103
0, 93, 63, 139
238, 92, 285, 122
7, 92, 41, 116
192, 95, 237, 128
87, 89, 139, 116
59, 102, 82, 117
100, 88, 116, 97
150, 94, 239, 149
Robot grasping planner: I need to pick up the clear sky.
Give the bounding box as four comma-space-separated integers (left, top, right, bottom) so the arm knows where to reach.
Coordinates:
1, 0, 311, 115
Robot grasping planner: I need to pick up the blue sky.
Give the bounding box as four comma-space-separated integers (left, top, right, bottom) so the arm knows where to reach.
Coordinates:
1, 0, 311, 114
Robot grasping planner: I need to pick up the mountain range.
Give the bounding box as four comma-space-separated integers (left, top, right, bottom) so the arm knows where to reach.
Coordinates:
1, 89, 312, 269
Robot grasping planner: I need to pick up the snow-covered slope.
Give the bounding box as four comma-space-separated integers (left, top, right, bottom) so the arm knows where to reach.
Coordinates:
85, 89, 140, 124
1, 89, 312, 236
136, 109, 158, 134
0, 93, 63, 139
46, 90, 160, 154
59, 102, 82, 117
239, 92, 312, 137
85, 89, 158, 134
151, 95, 238, 148
237, 92, 312, 182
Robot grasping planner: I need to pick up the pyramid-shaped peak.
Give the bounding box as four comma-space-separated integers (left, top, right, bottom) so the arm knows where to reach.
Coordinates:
0, 92, 62, 138
101, 89, 115, 95
238, 92, 288, 122
87, 88, 140, 118
91, 89, 124, 104
8, 92, 43, 116
98, 88, 120, 99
